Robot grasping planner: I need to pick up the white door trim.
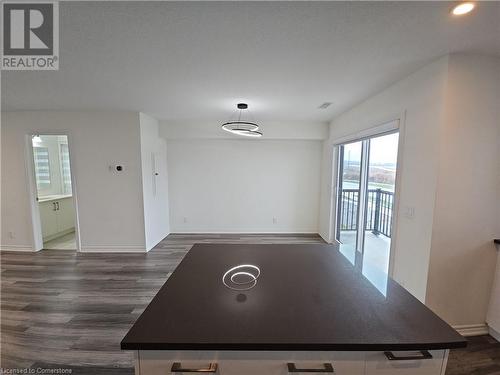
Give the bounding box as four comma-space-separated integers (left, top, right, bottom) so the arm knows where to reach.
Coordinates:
331, 119, 400, 146
329, 114, 406, 278
26, 131, 81, 252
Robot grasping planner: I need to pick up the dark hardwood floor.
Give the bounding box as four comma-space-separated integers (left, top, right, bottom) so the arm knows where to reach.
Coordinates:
1, 233, 499, 374
0, 234, 323, 373
447, 335, 500, 375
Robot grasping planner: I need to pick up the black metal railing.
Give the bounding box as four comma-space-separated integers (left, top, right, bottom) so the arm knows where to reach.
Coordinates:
340, 188, 394, 238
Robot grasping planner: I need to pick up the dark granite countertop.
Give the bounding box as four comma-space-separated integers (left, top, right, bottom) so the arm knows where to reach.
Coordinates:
121, 243, 466, 351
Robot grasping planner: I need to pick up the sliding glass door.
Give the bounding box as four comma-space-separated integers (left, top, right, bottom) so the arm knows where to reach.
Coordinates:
335, 132, 399, 279
336, 141, 363, 252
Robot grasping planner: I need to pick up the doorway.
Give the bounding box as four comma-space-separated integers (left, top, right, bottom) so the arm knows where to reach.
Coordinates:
31, 134, 77, 250
335, 132, 399, 282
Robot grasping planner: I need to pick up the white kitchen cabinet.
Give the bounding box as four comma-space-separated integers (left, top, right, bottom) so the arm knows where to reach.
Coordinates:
39, 196, 75, 241
39, 200, 59, 239
365, 350, 447, 375
135, 350, 447, 375
57, 197, 75, 233
137, 351, 365, 375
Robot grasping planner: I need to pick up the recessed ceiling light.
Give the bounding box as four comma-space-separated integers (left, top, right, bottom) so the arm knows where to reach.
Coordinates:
451, 2, 475, 15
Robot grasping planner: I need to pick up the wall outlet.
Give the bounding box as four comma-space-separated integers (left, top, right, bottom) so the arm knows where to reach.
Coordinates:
272, 217, 278, 224
183, 217, 188, 223
8, 231, 15, 239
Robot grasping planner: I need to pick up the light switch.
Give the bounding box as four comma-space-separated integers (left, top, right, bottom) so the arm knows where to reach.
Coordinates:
403, 206, 415, 219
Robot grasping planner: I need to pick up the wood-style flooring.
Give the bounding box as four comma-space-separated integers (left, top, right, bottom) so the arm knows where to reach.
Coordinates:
1, 233, 499, 374
1, 234, 323, 373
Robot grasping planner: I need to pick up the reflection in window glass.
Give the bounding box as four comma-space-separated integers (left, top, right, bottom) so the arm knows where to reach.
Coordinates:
362, 132, 399, 291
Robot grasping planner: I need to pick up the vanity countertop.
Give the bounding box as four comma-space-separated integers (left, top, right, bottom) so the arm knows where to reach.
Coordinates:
121, 243, 466, 352
38, 194, 72, 203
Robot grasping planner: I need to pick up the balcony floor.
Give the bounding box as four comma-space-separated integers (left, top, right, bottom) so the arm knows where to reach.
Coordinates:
338, 231, 391, 274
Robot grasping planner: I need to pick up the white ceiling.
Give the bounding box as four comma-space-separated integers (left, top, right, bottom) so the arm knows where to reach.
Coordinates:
2, 1, 499, 123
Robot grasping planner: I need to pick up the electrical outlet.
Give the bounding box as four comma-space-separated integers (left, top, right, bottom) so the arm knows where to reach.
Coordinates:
183, 217, 188, 223
272, 217, 278, 224
8, 231, 15, 239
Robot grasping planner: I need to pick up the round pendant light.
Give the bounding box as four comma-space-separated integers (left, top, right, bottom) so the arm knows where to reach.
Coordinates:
221, 103, 263, 137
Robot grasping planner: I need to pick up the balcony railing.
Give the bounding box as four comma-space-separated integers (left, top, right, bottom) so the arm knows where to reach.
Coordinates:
340, 188, 394, 238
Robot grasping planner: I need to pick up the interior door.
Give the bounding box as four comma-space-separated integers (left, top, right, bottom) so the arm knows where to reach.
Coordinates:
335, 132, 399, 280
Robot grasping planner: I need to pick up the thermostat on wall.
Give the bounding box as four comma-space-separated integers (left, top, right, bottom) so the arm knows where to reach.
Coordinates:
110, 165, 124, 172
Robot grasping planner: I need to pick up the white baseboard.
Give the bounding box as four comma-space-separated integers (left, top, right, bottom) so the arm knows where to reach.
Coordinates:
169, 231, 319, 235
453, 323, 489, 336
79, 245, 147, 253
489, 326, 500, 341
0, 244, 36, 252
146, 231, 171, 251
318, 231, 331, 243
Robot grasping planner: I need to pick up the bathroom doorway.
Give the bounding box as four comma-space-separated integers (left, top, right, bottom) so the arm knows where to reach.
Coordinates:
31, 134, 78, 250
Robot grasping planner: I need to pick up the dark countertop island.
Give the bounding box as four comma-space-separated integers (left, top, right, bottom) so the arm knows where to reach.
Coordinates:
121, 243, 466, 351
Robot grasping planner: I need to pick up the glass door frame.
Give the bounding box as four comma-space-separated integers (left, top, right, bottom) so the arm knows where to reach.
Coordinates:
333, 128, 401, 273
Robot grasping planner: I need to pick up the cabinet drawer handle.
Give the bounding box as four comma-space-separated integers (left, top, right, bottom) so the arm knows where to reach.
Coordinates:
171, 362, 218, 373
287, 363, 334, 373
56, 202, 60, 211
384, 351, 433, 361
53, 202, 57, 211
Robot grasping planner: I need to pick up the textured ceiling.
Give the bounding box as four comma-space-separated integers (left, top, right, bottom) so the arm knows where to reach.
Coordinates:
2, 1, 499, 122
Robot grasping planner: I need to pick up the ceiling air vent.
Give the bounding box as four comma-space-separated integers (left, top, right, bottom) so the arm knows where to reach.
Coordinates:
318, 102, 332, 109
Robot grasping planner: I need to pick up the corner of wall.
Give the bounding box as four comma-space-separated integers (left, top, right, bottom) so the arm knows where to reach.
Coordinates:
139, 113, 170, 250
425, 54, 500, 327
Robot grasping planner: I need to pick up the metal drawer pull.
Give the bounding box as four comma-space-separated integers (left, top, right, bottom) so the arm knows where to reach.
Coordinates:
287, 363, 334, 373
384, 351, 433, 361
171, 362, 218, 373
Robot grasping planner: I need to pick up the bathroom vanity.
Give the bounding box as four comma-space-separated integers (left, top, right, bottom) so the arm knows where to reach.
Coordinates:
122, 244, 466, 374
38, 195, 75, 241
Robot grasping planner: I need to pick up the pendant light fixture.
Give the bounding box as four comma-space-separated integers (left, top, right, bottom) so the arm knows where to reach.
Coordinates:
221, 103, 263, 137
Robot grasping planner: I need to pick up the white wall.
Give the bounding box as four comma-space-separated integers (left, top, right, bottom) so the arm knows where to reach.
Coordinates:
1, 111, 147, 252
426, 54, 500, 327
161, 121, 328, 141
166, 139, 322, 233
139, 113, 170, 250
490, 90, 500, 337
320, 56, 450, 301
